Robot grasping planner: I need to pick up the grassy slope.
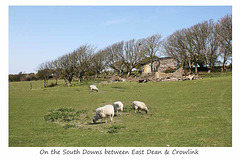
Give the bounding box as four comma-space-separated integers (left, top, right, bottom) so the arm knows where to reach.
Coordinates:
9, 74, 232, 147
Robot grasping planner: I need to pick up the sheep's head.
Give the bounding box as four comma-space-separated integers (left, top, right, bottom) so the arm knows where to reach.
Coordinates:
145, 109, 148, 114
93, 116, 98, 124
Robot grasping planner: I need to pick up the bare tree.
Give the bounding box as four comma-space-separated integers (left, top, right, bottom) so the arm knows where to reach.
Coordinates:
187, 21, 210, 74
57, 53, 75, 85
53, 56, 67, 85
105, 41, 125, 76
183, 28, 196, 73
143, 34, 163, 73
91, 49, 107, 78
163, 29, 188, 68
121, 39, 146, 77
37, 61, 52, 88
73, 44, 95, 83
205, 19, 220, 72
51, 59, 61, 85
164, 17, 229, 74
215, 14, 232, 71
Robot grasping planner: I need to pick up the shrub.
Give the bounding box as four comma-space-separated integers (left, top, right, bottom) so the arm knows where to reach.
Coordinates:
44, 108, 82, 122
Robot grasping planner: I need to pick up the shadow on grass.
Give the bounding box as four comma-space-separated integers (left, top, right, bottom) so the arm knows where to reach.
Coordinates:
111, 86, 126, 89
87, 122, 105, 125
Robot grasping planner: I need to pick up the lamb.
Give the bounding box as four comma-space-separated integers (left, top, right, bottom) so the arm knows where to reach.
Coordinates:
93, 105, 114, 123
113, 101, 124, 116
132, 101, 148, 114
89, 85, 99, 92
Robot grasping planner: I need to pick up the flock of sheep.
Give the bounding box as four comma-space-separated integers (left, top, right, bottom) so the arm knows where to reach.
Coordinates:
89, 85, 148, 124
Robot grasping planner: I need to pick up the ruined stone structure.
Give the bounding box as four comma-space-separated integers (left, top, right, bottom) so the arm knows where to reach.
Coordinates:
142, 57, 177, 75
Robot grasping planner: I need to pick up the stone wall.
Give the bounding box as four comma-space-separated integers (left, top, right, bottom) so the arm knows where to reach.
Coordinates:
142, 57, 177, 75
142, 64, 151, 75
158, 58, 177, 72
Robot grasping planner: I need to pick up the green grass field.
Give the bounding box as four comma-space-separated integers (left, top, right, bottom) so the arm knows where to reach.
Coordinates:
9, 72, 232, 147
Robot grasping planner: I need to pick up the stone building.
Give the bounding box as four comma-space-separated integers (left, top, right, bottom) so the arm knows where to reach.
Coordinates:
141, 57, 177, 75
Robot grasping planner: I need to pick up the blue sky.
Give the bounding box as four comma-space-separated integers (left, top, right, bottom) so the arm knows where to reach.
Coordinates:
9, 6, 232, 74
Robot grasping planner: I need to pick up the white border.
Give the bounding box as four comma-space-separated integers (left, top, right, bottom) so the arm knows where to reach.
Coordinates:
1, 0, 240, 161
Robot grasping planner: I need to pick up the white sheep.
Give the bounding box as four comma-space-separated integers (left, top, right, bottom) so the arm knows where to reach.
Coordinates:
89, 85, 99, 92
93, 105, 114, 123
132, 101, 148, 114
113, 101, 124, 116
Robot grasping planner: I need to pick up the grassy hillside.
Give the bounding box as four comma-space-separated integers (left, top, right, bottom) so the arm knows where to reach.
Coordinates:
9, 73, 232, 147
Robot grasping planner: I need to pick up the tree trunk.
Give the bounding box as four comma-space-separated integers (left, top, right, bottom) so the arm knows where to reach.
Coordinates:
195, 66, 198, 74
210, 62, 214, 72
77, 73, 81, 84
78, 73, 84, 84
67, 75, 73, 85
127, 70, 132, 77
208, 60, 212, 72
188, 60, 192, 74
64, 78, 68, 86
68, 79, 72, 85
117, 70, 123, 76
44, 79, 46, 88
222, 52, 227, 72
222, 60, 226, 72
194, 63, 198, 75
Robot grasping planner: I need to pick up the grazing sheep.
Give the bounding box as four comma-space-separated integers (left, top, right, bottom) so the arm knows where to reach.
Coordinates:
93, 105, 114, 123
132, 101, 148, 114
113, 101, 124, 116
89, 85, 99, 92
